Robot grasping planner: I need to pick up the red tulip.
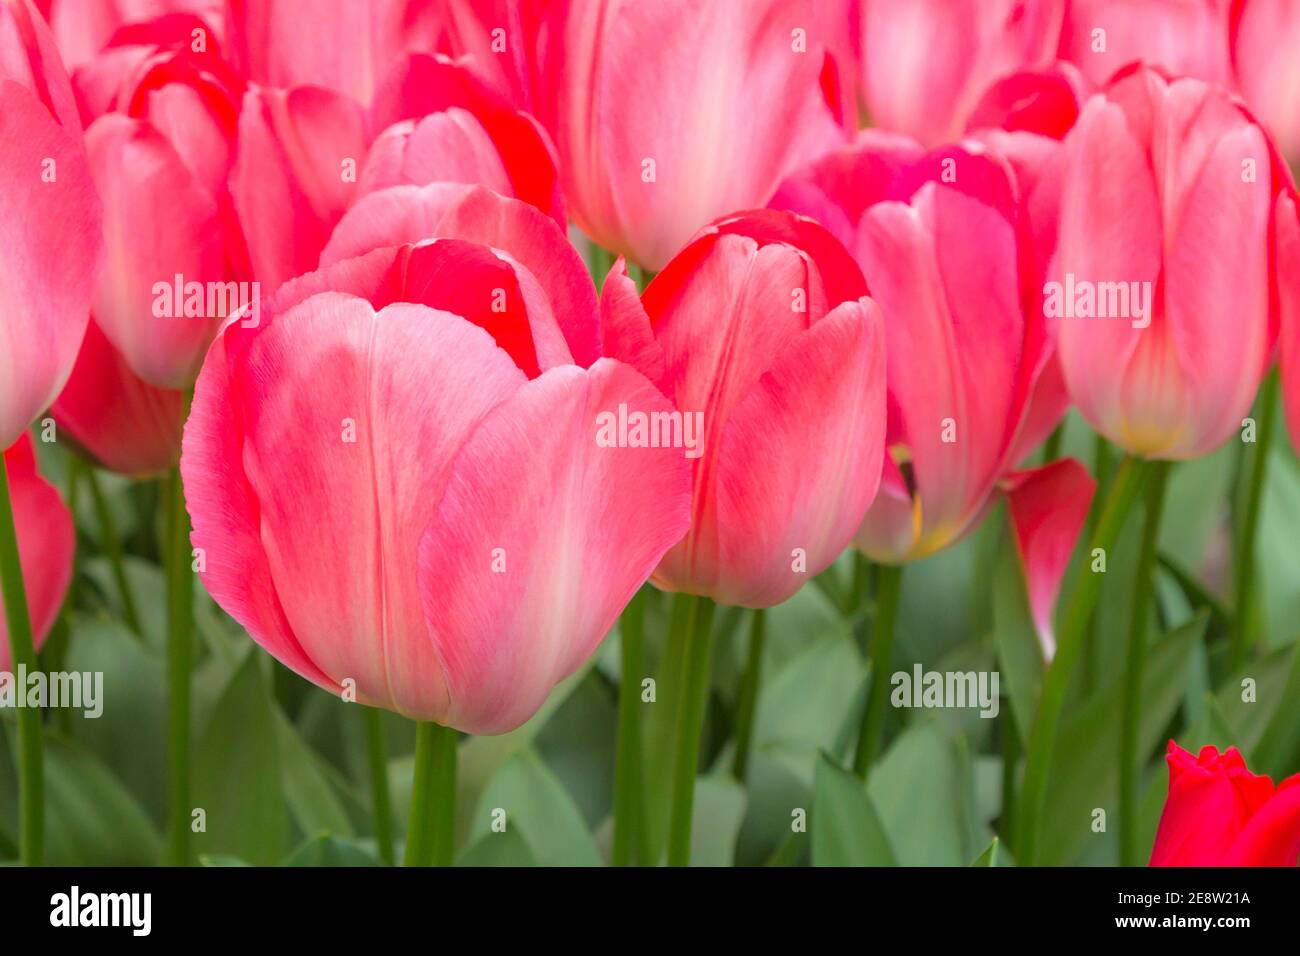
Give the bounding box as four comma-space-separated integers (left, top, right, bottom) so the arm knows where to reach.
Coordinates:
0, 0, 102, 449
1150, 742, 1300, 866
75, 13, 250, 388
1054, 64, 1296, 460
44, 0, 226, 70
599, 210, 887, 608
1231, 0, 1300, 161
491, 0, 846, 270
1059, 0, 1231, 89
182, 185, 687, 732
51, 319, 186, 476
857, 0, 1065, 146
0, 434, 75, 672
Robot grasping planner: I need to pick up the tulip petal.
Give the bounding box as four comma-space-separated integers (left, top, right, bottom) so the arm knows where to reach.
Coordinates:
321, 182, 599, 367
85, 112, 225, 388
598, 257, 666, 390
0, 81, 101, 448
183, 293, 527, 716
418, 358, 692, 734
231, 84, 366, 293
1002, 458, 1096, 657
51, 318, 185, 476
707, 299, 887, 607
0, 433, 74, 670
1226, 776, 1300, 866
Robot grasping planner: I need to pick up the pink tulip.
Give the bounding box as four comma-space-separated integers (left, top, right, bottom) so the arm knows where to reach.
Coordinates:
858, 0, 1065, 146
363, 53, 563, 225
1055, 64, 1297, 460
1059, 0, 1231, 89
776, 139, 1092, 650
51, 319, 186, 475
0, 434, 75, 672
1231, 0, 1300, 161
0, 0, 103, 449
75, 13, 250, 388
481, 0, 846, 271
44, 0, 226, 70
223, 0, 442, 107
599, 210, 887, 608
182, 187, 690, 733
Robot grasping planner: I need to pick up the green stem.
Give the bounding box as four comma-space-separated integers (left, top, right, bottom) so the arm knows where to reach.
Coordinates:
1042, 421, 1064, 463
1119, 460, 1171, 867
666, 594, 716, 867
164, 464, 194, 866
1230, 370, 1278, 670
1000, 714, 1019, 850
0, 459, 44, 866
853, 564, 901, 779
612, 588, 647, 866
363, 707, 395, 866
404, 721, 457, 866
1017, 456, 1150, 866
85, 463, 141, 635
731, 608, 766, 783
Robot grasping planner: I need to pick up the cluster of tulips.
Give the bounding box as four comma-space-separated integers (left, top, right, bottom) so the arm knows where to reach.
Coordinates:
2, 0, 1300, 869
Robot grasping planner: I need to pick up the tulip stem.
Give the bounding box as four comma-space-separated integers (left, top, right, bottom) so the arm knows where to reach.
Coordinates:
1119, 459, 1171, 867
164, 463, 194, 866
612, 588, 648, 866
405, 721, 457, 866
666, 594, 716, 866
0, 456, 44, 866
363, 707, 395, 866
85, 462, 141, 636
731, 608, 766, 783
1230, 369, 1278, 670
853, 563, 901, 779
1016, 456, 1150, 866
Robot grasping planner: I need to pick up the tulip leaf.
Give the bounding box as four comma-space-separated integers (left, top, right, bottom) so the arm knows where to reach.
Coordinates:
279, 834, 377, 867
992, 539, 1044, 746
192, 652, 288, 865
275, 709, 354, 839
812, 752, 897, 866
688, 776, 747, 866
458, 827, 536, 867
469, 748, 601, 866
971, 837, 1000, 867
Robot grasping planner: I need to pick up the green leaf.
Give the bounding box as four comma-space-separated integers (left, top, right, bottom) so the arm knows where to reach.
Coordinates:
192, 652, 288, 865
688, 777, 747, 867
467, 749, 601, 866
971, 837, 999, 867
275, 709, 354, 839
1038, 614, 1202, 865
279, 834, 378, 867
992, 541, 1044, 745
812, 752, 896, 866
199, 855, 252, 866
868, 722, 987, 866
457, 827, 536, 867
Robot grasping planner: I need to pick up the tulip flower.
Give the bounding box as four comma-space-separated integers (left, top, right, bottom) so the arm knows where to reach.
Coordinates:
600, 209, 887, 609
51, 319, 186, 476
480, 0, 847, 270
0, 0, 103, 451
0, 433, 75, 674
1059, 0, 1231, 89
75, 12, 251, 388
1231, 0, 1300, 161
857, 0, 1065, 146
1054, 64, 1296, 461
1150, 742, 1300, 866
183, 183, 686, 733
44, 0, 226, 70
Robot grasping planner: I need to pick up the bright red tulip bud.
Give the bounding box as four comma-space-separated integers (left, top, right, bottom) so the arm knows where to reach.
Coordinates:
1150, 742, 1300, 866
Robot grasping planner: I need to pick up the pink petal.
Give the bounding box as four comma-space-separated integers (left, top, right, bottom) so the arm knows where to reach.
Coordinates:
51, 318, 185, 475
85, 112, 226, 388
1226, 776, 1300, 866
321, 182, 599, 367
0, 432, 74, 669
0, 80, 101, 448
707, 299, 887, 607
1002, 458, 1097, 658
231, 83, 366, 293
598, 257, 666, 390
0, 0, 84, 132
418, 358, 691, 734
183, 293, 527, 716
